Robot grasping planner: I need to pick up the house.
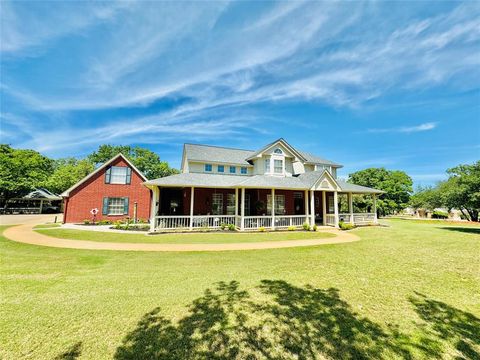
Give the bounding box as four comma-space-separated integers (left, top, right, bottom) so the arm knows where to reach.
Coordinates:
2, 188, 62, 214
144, 138, 383, 231
61, 154, 151, 223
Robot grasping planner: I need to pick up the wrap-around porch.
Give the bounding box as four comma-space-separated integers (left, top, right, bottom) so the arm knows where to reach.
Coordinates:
149, 186, 377, 232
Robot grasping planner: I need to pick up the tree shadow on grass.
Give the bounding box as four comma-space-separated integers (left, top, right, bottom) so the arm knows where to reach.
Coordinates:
439, 227, 480, 235
115, 281, 426, 359
54, 342, 82, 360
409, 292, 480, 359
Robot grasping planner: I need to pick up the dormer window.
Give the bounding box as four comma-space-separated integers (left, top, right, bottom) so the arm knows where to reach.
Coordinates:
265, 159, 271, 173
274, 159, 283, 174
274, 148, 283, 154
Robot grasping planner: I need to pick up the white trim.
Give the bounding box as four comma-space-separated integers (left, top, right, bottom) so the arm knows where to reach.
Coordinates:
61, 153, 147, 197
245, 138, 307, 162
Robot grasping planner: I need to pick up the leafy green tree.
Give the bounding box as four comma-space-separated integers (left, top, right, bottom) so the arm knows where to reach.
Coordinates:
348, 168, 413, 216
409, 186, 442, 211
0, 144, 54, 202
42, 158, 95, 194
88, 145, 178, 179
438, 161, 480, 221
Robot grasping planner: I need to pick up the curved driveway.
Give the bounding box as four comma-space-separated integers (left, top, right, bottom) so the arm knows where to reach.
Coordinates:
3, 218, 360, 252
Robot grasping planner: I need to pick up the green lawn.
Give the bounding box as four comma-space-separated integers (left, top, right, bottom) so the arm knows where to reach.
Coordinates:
1, 220, 479, 359
35, 228, 336, 244
32, 223, 62, 229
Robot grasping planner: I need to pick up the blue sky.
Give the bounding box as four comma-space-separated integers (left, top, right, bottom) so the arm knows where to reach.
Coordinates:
1, 1, 479, 186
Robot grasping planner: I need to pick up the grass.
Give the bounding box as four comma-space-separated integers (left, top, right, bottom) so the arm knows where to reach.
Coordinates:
1, 220, 479, 359
34, 228, 336, 244
32, 223, 61, 229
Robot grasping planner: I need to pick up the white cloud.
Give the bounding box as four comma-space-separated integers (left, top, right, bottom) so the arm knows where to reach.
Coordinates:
367, 122, 437, 134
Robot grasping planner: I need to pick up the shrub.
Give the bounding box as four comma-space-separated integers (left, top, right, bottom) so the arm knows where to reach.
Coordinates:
259, 226, 266, 232
339, 221, 355, 230
288, 226, 296, 231
220, 223, 227, 231
114, 221, 123, 230
83, 219, 90, 225
98, 220, 112, 225
432, 210, 449, 219
313, 224, 318, 232
302, 222, 310, 231
228, 223, 236, 231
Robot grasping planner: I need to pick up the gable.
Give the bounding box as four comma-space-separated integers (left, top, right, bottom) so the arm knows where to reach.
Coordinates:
246, 138, 307, 162
311, 171, 340, 191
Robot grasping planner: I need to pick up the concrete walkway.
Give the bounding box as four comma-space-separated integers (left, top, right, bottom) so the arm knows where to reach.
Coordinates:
3, 217, 360, 252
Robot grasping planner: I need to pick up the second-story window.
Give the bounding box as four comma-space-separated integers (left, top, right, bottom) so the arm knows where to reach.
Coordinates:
274, 159, 283, 174
265, 158, 271, 173
217, 165, 224, 173
205, 164, 212, 172
229, 166, 236, 174
241, 167, 247, 174
106, 166, 131, 184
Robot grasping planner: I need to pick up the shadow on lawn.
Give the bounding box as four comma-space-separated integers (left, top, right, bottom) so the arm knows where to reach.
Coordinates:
114, 281, 480, 359
54, 342, 82, 360
439, 226, 480, 235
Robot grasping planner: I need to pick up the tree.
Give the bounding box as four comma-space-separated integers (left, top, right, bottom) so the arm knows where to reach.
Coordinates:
42, 158, 95, 194
439, 161, 480, 221
409, 186, 442, 211
88, 145, 178, 179
0, 144, 54, 202
348, 168, 413, 216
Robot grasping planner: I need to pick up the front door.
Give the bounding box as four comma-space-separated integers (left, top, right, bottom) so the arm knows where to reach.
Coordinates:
294, 192, 304, 215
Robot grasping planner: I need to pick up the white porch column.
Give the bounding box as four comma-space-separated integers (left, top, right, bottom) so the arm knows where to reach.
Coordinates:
235, 188, 239, 229
39, 199, 44, 214
348, 192, 354, 224
271, 188, 275, 230
304, 190, 309, 225
310, 190, 315, 226
333, 191, 339, 228
373, 194, 378, 223
149, 187, 159, 232
322, 191, 326, 226
189, 186, 194, 230
240, 187, 245, 231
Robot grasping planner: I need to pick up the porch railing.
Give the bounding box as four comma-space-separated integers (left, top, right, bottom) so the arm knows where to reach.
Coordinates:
325, 214, 336, 226
353, 213, 376, 225
154, 215, 236, 230
339, 213, 352, 223
274, 215, 307, 228
243, 216, 272, 230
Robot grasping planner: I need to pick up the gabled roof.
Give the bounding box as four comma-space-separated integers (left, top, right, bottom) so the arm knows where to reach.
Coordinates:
245, 138, 308, 162
13, 188, 62, 201
61, 153, 147, 197
298, 151, 342, 167
336, 180, 384, 194
183, 143, 254, 166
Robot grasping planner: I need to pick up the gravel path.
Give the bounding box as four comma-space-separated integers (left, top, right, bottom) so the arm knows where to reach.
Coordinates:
3, 218, 360, 252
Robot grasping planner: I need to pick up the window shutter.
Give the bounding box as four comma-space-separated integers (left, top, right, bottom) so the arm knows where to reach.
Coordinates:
102, 197, 109, 215
126, 167, 132, 184
105, 167, 111, 184
123, 197, 129, 215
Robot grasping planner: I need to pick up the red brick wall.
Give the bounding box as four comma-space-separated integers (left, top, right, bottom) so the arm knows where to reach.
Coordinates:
63, 158, 151, 223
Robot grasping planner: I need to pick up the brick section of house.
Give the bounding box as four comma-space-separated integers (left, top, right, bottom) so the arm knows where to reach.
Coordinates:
63, 157, 151, 223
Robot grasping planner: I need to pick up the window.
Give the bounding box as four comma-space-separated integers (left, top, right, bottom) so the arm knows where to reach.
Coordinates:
240, 167, 247, 174
274, 148, 283, 154
217, 165, 224, 173
328, 195, 335, 213
265, 159, 271, 173
229, 166, 236, 174
212, 193, 223, 215
103, 197, 128, 215
227, 193, 235, 215
267, 194, 285, 215
205, 164, 212, 172
106, 166, 131, 184
274, 159, 283, 174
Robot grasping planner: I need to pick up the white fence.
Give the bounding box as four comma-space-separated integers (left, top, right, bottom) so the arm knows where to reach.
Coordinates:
353, 213, 376, 225
339, 213, 352, 223
155, 215, 236, 230
274, 215, 307, 228
243, 216, 272, 230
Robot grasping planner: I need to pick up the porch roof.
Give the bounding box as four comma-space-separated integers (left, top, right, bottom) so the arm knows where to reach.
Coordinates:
144, 171, 384, 194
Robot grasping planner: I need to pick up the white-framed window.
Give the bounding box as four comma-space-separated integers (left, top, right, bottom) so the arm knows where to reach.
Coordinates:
328, 195, 334, 213
267, 194, 285, 215
274, 148, 283, 154
217, 165, 224, 173
227, 193, 235, 215
205, 164, 212, 172
229, 166, 236, 174
241, 167, 247, 174
274, 159, 283, 174
105, 197, 127, 215
212, 193, 223, 215
265, 158, 271, 173
107, 166, 131, 184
